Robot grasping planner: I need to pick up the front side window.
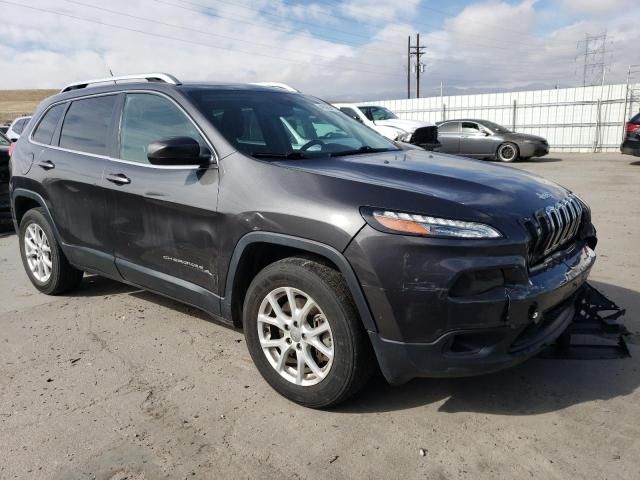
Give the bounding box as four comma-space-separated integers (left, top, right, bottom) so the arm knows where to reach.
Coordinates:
60, 96, 117, 155
358, 106, 398, 122
32, 104, 66, 145
120, 93, 206, 164
188, 90, 397, 158
461, 122, 481, 134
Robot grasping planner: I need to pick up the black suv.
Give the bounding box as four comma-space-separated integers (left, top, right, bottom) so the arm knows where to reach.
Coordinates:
10, 74, 597, 408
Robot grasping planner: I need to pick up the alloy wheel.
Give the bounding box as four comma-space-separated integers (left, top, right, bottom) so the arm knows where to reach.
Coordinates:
257, 287, 334, 386
24, 223, 52, 282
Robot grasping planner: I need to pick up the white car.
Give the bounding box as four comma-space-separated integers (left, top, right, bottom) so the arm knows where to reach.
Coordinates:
6, 116, 32, 142
332, 104, 440, 150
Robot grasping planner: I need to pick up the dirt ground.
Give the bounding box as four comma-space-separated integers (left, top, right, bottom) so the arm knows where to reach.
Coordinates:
1, 153, 639, 480
0, 90, 57, 125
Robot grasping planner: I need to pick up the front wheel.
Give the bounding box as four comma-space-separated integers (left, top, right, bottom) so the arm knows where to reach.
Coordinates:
497, 142, 519, 162
243, 257, 374, 408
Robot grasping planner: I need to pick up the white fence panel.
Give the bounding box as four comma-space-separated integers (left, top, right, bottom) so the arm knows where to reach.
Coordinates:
361, 83, 640, 153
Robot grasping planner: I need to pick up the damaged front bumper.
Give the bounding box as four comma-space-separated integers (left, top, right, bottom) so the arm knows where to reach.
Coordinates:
346, 225, 630, 385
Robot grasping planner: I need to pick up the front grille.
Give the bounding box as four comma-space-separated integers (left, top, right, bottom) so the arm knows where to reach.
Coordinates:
524, 195, 584, 264
411, 126, 438, 144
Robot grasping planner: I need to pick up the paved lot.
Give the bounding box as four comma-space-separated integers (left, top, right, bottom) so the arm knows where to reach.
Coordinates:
1, 153, 639, 480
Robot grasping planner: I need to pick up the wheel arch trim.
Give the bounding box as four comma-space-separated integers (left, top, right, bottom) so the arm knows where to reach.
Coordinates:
11, 189, 61, 241
222, 232, 377, 333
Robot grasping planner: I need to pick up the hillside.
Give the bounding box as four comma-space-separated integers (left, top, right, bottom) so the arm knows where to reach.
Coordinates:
0, 90, 58, 124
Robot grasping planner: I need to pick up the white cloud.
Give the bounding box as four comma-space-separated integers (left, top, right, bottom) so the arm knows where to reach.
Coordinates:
0, 0, 638, 100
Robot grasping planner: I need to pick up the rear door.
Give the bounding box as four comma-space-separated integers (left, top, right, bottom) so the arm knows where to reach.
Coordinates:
437, 121, 461, 153
103, 92, 222, 314
30, 95, 118, 276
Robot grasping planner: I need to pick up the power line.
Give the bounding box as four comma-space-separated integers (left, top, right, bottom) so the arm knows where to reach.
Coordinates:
0, 0, 405, 79
60, 0, 398, 71
155, 0, 403, 56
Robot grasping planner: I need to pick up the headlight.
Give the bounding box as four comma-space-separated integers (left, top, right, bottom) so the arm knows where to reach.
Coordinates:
363, 209, 502, 239
396, 132, 413, 142
523, 139, 540, 144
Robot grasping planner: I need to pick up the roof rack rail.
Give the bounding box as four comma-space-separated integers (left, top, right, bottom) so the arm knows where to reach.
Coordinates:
60, 73, 181, 93
250, 82, 300, 93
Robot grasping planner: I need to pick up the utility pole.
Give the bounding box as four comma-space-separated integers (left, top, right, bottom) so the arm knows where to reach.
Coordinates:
408, 34, 426, 98
579, 31, 607, 87
407, 36, 411, 99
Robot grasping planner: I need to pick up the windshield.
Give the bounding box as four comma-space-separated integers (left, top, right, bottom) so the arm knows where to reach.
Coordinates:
480, 120, 511, 133
358, 106, 398, 122
187, 90, 398, 158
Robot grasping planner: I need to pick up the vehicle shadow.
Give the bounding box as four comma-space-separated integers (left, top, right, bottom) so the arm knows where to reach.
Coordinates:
630, 160, 640, 166
336, 280, 639, 415
528, 157, 563, 163
68, 274, 239, 330
0, 228, 15, 239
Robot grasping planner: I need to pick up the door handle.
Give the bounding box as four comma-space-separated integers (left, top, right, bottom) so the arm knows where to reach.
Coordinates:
106, 173, 131, 185
38, 160, 55, 170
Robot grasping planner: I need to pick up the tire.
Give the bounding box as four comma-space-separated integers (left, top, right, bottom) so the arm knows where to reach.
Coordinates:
497, 142, 519, 162
19, 208, 83, 295
243, 257, 374, 408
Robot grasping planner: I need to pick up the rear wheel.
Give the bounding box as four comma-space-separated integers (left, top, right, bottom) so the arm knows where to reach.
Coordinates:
497, 142, 519, 162
19, 208, 83, 295
243, 257, 374, 408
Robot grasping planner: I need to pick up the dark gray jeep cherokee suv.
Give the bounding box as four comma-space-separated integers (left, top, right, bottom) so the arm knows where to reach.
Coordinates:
10, 73, 597, 408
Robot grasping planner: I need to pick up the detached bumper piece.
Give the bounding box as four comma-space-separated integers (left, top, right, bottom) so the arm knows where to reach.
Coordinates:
539, 283, 630, 360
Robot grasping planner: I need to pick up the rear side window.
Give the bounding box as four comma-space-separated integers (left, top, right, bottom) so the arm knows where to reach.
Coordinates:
12, 118, 28, 135
119, 93, 206, 164
631, 113, 640, 123
60, 96, 117, 155
32, 104, 66, 145
438, 122, 459, 133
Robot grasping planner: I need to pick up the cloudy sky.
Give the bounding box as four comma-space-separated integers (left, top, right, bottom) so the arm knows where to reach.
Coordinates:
1, 0, 638, 99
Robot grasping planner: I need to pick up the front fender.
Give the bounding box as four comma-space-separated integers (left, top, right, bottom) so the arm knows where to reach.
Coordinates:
222, 231, 377, 333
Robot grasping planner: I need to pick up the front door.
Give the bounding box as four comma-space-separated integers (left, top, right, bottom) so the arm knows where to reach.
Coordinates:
459, 121, 498, 156
103, 92, 222, 315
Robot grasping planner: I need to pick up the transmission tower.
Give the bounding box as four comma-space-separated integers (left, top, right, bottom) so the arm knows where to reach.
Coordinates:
579, 32, 607, 87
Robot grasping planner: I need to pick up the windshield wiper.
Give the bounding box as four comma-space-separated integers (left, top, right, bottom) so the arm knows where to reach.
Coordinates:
251, 152, 308, 160
329, 146, 396, 157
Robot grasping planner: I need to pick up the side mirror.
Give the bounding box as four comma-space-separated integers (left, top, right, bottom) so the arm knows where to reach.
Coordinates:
147, 136, 209, 166
352, 115, 363, 123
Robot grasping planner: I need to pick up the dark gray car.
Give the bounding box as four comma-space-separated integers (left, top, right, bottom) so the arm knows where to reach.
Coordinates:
437, 119, 549, 162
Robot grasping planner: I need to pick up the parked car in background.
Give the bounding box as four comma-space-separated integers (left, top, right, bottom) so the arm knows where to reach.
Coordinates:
437, 119, 549, 162
11, 73, 597, 408
621, 112, 640, 157
6, 116, 32, 142
332, 103, 440, 151
0, 132, 11, 229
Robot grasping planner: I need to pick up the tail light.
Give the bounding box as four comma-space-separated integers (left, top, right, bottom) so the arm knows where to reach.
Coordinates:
8, 142, 15, 157
625, 123, 640, 136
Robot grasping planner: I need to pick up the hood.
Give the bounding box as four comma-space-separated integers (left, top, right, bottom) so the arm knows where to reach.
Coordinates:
276, 150, 569, 221
373, 118, 435, 133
